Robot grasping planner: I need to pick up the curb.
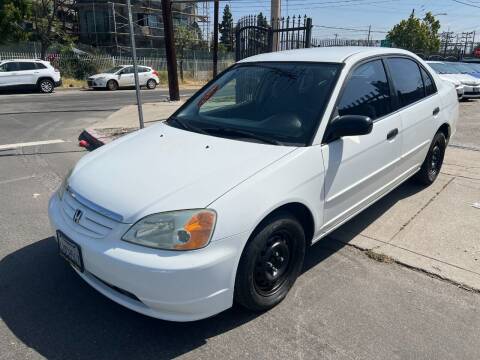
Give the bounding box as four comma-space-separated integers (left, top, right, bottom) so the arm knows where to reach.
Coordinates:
78, 127, 136, 151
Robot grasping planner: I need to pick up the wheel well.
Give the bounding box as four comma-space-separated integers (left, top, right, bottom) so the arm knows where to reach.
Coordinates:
36, 77, 54, 85
258, 203, 315, 246
438, 123, 451, 141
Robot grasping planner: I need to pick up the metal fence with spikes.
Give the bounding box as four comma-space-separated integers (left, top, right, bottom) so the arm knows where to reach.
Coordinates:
235, 15, 313, 61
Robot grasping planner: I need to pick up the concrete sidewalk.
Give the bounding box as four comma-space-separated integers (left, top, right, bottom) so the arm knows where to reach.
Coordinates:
330, 146, 480, 291
86, 101, 480, 292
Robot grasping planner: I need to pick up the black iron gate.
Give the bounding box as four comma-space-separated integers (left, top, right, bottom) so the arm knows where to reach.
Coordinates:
235, 15, 313, 61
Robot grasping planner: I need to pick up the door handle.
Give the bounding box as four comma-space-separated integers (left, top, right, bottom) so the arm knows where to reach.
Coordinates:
387, 128, 399, 140
433, 107, 440, 116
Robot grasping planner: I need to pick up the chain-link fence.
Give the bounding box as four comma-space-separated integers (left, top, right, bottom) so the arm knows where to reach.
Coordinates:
0, 51, 234, 81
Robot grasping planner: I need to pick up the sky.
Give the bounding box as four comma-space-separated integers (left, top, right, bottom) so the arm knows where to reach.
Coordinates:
205, 0, 480, 41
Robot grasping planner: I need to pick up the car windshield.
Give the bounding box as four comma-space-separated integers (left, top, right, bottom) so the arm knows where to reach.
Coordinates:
169, 62, 341, 146
428, 62, 461, 74
104, 66, 124, 74
447, 62, 476, 74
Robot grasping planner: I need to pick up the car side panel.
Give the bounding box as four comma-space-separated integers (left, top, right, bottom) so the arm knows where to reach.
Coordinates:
209, 146, 324, 242
320, 113, 403, 235
396, 94, 440, 177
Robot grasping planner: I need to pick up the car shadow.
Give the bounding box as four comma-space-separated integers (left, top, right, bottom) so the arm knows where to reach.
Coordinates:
0, 180, 426, 359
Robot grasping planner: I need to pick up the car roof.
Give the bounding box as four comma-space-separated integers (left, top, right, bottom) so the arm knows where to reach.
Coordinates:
238, 46, 416, 64
0, 59, 47, 62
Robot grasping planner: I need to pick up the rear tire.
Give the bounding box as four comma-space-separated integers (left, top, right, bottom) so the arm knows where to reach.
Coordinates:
234, 211, 306, 312
146, 79, 157, 90
414, 132, 446, 185
106, 80, 119, 91
38, 79, 54, 93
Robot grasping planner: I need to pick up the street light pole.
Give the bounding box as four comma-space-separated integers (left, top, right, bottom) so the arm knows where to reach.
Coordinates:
126, 0, 144, 129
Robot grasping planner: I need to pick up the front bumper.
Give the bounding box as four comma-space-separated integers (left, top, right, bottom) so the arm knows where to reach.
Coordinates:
48, 194, 244, 321
55, 79, 62, 88
87, 79, 107, 88
462, 84, 480, 98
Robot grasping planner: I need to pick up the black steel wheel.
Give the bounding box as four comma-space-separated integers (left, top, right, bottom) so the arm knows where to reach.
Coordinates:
106, 80, 119, 91
414, 131, 446, 185
235, 211, 306, 312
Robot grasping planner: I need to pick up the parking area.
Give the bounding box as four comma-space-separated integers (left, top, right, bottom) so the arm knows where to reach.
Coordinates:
0, 92, 480, 360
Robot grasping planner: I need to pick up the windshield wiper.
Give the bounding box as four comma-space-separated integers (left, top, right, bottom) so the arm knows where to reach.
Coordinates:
167, 117, 209, 135
204, 127, 285, 145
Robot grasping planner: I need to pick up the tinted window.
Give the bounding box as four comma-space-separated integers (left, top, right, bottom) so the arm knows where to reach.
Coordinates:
387, 58, 425, 107
5, 62, 19, 72
35, 63, 47, 69
420, 68, 436, 96
123, 67, 134, 74
337, 60, 392, 120
173, 62, 341, 146
18, 62, 36, 71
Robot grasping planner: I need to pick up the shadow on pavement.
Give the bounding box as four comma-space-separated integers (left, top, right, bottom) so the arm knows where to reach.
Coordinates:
0, 180, 425, 360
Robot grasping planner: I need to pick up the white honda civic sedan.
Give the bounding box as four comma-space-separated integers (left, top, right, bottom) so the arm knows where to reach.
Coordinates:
49, 47, 458, 321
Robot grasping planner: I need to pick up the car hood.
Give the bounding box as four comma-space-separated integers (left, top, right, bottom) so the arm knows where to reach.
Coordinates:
439, 75, 462, 86
69, 123, 297, 223
89, 73, 113, 79
440, 73, 480, 85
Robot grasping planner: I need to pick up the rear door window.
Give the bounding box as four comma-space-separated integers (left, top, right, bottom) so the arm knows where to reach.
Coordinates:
337, 59, 392, 120
386, 58, 425, 107
35, 63, 47, 69
18, 62, 36, 71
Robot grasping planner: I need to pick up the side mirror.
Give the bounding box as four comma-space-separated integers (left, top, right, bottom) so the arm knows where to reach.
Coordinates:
324, 115, 373, 143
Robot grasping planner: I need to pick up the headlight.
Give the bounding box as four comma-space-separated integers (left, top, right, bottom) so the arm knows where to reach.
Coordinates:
57, 169, 72, 200
96, 77, 106, 82
122, 209, 216, 250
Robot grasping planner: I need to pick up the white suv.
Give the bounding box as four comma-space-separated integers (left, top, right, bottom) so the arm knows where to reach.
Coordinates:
0, 59, 62, 93
87, 65, 160, 90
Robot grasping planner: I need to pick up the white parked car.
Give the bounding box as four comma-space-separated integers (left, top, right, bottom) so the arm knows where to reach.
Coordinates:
0, 59, 62, 93
87, 65, 160, 90
427, 61, 480, 99
49, 47, 458, 321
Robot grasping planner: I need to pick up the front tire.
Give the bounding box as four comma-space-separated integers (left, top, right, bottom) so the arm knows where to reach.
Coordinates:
38, 79, 54, 93
414, 131, 446, 185
146, 79, 157, 89
106, 80, 119, 91
234, 211, 306, 312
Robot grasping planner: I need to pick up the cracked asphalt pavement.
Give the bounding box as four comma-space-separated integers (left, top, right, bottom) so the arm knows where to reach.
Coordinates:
1, 90, 479, 359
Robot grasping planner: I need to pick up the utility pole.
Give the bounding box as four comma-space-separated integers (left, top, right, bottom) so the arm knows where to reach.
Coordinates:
271, 0, 281, 51
126, 0, 144, 129
443, 29, 453, 57
213, 0, 219, 77
161, 0, 180, 101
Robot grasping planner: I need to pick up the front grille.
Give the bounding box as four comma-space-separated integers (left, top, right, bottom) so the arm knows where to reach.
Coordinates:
465, 91, 480, 95
60, 190, 118, 238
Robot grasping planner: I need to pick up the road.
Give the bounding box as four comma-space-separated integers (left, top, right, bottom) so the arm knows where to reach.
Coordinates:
1, 91, 479, 360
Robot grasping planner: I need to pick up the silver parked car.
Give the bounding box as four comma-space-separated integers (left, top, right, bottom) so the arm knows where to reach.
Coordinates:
87, 65, 160, 91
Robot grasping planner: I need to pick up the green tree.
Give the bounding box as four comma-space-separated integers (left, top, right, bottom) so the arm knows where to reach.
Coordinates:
31, 0, 73, 59
255, 12, 268, 45
174, 25, 198, 81
0, 0, 31, 43
386, 11, 441, 54
219, 4, 234, 51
